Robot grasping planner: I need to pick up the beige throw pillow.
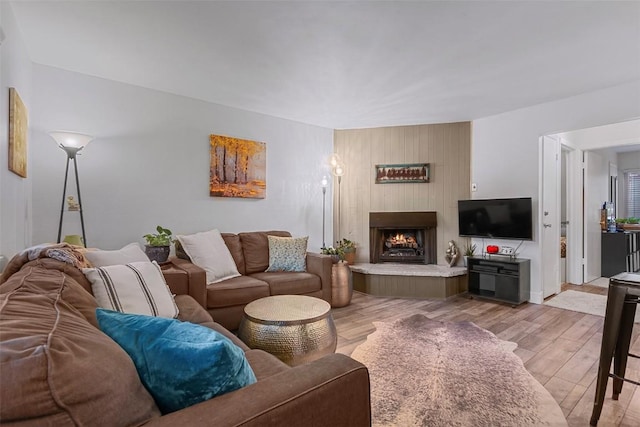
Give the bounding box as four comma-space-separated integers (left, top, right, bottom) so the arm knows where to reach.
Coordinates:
84, 242, 149, 267
82, 261, 179, 318
176, 230, 241, 284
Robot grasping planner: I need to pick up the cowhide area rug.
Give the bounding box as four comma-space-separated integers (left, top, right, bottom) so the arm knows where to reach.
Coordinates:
351, 314, 568, 427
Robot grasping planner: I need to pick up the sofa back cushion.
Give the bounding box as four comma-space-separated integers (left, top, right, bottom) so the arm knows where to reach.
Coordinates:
221, 233, 246, 275
239, 231, 291, 274
0, 265, 160, 426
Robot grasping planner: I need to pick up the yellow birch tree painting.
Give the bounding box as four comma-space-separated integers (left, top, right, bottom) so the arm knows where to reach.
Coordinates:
210, 134, 266, 198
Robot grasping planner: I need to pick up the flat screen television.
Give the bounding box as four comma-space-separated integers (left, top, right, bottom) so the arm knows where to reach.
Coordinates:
458, 197, 533, 240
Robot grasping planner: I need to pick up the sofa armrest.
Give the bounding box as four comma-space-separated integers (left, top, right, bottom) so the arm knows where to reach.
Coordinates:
166, 258, 207, 309
144, 353, 370, 427
307, 252, 333, 304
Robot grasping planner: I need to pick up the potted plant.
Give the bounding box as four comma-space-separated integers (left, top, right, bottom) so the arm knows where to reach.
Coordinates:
336, 238, 357, 264
463, 242, 476, 267
143, 225, 173, 263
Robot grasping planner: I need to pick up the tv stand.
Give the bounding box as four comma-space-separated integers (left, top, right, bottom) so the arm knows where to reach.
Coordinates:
467, 257, 530, 306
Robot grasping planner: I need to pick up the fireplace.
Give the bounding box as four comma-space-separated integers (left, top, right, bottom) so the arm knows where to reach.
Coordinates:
369, 212, 437, 264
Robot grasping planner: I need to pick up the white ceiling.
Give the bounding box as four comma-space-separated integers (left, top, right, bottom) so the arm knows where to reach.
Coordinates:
557, 119, 640, 152
9, 1, 640, 130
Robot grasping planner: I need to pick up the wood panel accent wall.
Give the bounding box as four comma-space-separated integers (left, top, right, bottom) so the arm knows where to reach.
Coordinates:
333, 122, 471, 265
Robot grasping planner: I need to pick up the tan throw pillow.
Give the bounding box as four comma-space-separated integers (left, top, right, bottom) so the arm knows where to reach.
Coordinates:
176, 229, 241, 284
84, 242, 149, 267
265, 235, 308, 272
82, 261, 179, 318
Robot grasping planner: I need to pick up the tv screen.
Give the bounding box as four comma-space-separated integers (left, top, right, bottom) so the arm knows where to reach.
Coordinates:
458, 197, 533, 240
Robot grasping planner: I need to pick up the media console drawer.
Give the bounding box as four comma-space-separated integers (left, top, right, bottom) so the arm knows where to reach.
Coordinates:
466, 257, 530, 305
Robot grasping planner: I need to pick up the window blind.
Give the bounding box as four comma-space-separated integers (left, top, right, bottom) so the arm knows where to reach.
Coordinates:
626, 170, 640, 218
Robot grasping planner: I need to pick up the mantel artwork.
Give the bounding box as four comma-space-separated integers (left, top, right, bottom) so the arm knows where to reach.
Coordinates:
375, 163, 429, 184
8, 88, 28, 178
209, 134, 266, 199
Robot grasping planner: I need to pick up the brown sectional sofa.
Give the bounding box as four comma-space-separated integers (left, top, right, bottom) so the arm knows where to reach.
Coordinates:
0, 251, 370, 426
172, 230, 333, 330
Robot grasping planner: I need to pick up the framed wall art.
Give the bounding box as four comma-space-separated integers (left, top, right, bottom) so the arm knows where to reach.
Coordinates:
8, 87, 28, 178
210, 134, 266, 199
375, 163, 429, 184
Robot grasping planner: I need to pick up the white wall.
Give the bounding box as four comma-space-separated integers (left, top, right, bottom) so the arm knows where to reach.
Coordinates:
472, 81, 640, 304
617, 150, 640, 171
0, 3, 33, 268
30, 65, 334, 251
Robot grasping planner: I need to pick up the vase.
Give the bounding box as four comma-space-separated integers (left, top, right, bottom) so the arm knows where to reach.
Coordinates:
331, 261, 353, 308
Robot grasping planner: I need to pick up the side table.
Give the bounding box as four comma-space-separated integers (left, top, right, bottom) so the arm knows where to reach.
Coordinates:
331, 261, 353, 308
237, 295, 337, 366
590, 272, 640, 426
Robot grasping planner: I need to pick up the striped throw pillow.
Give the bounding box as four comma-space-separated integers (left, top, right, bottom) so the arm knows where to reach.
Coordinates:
83, 261, 178, 318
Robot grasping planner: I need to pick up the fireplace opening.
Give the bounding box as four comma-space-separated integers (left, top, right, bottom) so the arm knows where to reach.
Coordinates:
370, 212, 437, 264
382, 229, 425, 260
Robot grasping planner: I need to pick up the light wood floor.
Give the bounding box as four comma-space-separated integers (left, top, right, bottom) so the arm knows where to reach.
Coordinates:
332, 290, 640, 427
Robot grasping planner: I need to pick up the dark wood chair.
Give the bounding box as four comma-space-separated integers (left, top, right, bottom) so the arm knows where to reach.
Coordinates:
590, 272, 640, 426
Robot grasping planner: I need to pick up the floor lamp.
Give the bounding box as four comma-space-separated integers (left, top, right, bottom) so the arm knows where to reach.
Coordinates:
49, 131, 93, 247
321, 176, 328, 248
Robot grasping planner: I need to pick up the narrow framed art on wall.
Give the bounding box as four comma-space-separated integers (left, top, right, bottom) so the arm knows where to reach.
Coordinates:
8, 87, 28, 178
375, 163, 429, 184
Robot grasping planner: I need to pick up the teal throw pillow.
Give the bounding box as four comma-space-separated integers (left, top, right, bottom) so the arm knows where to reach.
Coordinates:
96, 308, 257, 414
265, 235, 308, 272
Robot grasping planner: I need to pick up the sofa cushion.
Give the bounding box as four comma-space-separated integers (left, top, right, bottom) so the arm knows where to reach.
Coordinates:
177, 229, 241, 284
83, 261, 179, 318
251, 271, 322, 296
221, 233, 246, 275
239, 231, 291, 274
84, 242, 149, 266
96, 309, 257, 414
245, 349, 291, 380
206, 275, 270, 308
0, 266, 160, 425
265, 235, 308, 272
175, 294, 216, 325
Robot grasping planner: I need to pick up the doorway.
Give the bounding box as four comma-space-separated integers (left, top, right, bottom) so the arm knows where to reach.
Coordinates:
541, 119, 640, 299
540, 137, 581, 298
560, 147, 569, 283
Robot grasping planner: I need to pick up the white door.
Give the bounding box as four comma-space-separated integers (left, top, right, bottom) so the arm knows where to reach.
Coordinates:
541, 136, 561, 298
583, 151, 607, 282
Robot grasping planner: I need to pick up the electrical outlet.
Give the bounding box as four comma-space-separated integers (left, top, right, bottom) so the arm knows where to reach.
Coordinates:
471, 183, 477, 192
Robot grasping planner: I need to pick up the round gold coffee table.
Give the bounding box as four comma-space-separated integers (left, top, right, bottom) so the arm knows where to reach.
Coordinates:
237, 295, 337, 366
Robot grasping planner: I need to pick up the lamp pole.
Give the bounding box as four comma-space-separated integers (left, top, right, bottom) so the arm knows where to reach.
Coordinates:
321, 176, 328, 248
332, 162, 345, 243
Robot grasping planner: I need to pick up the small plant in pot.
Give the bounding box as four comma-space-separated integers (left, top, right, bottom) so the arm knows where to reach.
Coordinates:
463, 242, 476, 267
336, 238, 357, 264
143, 225, 173, 264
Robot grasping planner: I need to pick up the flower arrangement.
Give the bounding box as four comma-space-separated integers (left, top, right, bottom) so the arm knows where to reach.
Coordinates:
321, 245, 344, 262
322, 238, 357, 263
